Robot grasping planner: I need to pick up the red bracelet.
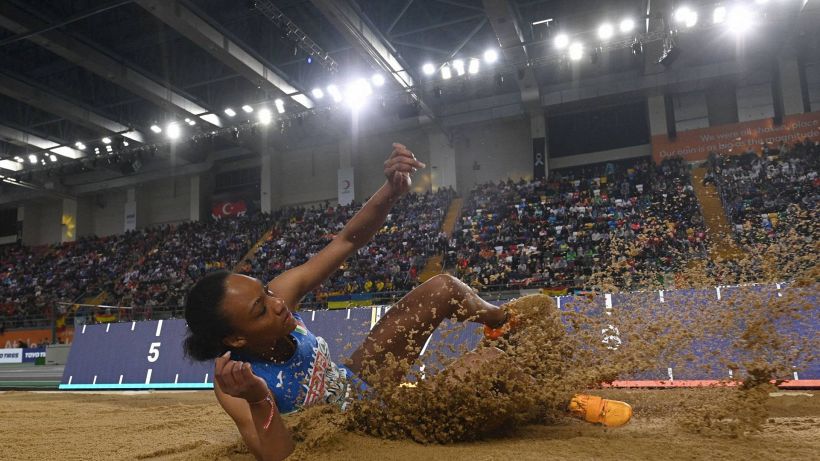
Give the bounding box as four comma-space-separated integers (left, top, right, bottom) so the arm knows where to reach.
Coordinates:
249, 393, 276, 430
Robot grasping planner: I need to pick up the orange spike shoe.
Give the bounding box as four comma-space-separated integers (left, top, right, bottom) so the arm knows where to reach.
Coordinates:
568, 394, 633, 428
483, 309, 518, 341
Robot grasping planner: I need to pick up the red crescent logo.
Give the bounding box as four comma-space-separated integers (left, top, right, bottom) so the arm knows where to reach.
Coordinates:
222, 202, 233, 215
343, 180, 351, 190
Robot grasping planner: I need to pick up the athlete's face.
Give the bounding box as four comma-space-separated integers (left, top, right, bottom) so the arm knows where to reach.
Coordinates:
219, 273, 297, 352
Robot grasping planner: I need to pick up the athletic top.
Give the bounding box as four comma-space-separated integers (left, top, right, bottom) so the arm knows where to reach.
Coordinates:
232, 313, 357, 415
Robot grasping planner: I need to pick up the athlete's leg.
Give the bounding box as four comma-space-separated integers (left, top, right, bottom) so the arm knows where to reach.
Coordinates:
347, 274, 507, 385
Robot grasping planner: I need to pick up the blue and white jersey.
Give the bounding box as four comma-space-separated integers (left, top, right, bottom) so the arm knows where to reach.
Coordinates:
233, 313, 356, 415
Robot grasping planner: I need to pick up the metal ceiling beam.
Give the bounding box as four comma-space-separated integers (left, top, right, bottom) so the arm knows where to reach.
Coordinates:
309, 0, 437, 122
390, 14, 485, 38
0, 1, 222, 128
0, 124, 82, 159
135, 0, 314, 110
387, 0, 414, 35
0, 72, 146, 143
482, 0, 541, 111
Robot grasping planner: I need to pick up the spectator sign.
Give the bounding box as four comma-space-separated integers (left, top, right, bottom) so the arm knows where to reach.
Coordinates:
652, 111, 820, 163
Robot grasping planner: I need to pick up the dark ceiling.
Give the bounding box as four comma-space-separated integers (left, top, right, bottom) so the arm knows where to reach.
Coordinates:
0, 0, 812, 183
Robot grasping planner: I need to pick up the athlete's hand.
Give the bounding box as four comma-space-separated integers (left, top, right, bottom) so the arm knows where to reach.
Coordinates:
215, 352, 270, 403
384, 142, 425, 197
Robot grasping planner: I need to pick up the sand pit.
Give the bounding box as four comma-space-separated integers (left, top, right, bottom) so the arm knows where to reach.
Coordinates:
1, 390, 818, 460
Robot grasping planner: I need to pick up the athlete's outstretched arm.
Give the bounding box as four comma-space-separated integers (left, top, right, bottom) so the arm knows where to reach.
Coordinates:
270, 143, 425, 307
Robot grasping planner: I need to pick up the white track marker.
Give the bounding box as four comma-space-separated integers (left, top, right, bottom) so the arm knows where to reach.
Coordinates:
204, 373, 209, 383
716, 286, 722, 300
131, 321, 136, 331
155, 319, 163, 337
346, 309, 351, 320
419, 334, 433, 357
92, 375, 97, 385
118, 375, 123, 384
67, 376, 72, 385
659, 290, 665, 303
82, 325, 86, 334
311, 310, 315, 322
145, 369, 152, 384
174, 374, 179, 384
776, 283, 782, 297
105, 323, 110, 333
667, 367, 674, 381
556, 297, 562, 310
728, 369, 733, 379
794, 372, 799, 381
605, 293, 613, 316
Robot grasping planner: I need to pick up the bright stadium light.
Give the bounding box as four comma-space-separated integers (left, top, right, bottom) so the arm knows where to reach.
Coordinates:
224, 107, 236, 117
422, 63, 436, 75
483, 49, 498, 63
452, 59, 465, 76
14, 156, 23, 162
620, 18, 635, 33
441, 64, 452, 80
345, 79, 373, 109
327, 84, 342, 102
102, 137, 111, 144
49, 154, 58, 162
150, 124, 162, 133
274, 98, 285, 114
371, 73, 385, 87
242, 105, 254, 113
568, 42, 584, 61
166, 122, 181, 140
257, 107, 272, 125
311, 88, 324, 99
122, 141, 129, 147
468, 58, 480, 74
28, 154, 37, 164
554, 33, 569, 49
727, 6, 753, 34
598, 23, 614, 40
674, 6, 698, 28
713, 6, 727, 24
75, 142, 86, 150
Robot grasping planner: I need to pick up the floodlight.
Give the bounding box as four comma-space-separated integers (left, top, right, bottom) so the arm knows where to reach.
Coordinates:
102, 137, 112, 144
371, 73, 385, 87
568, 42, 584, 61
713, 6, 727, 24
257, 108, 272, 125
422, 63, 436, 75
441, 65, 452, 80
224, 108, 236, 117
311, 88, 324, 99
598, 23, 614, 40
468, 58, 480, 74
150, 124, 162, 133
620, 18, 635, 33
327, 84, 342, 102
75, 142, 86, 150
727, 6, 753, 34
123, 141, 129, 147
483, 49, 498, 63
28, 154, 37, 164
554, 33, 569, 49
275, 99, 285, 114
14, 156, 23, 162
166, 122, 181, 140
345, 79, 372, 109
49, 154, 58, 162
452, 59, 465, 76
675, 7, 698, 28
242, 105, 254, 113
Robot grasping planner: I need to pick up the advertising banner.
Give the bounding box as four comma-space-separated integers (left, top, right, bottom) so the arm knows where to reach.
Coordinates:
338, 168, 355, 206
652, 111, 820, 163
124, 201, 137, 232
22, 347, 46, 363
0, 348, 23, 364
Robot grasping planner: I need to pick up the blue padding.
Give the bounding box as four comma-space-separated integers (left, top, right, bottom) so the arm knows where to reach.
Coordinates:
59, 383, 214, 390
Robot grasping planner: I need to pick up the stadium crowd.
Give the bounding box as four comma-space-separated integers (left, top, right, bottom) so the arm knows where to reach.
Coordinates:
240, 188, 454, 304
707, 139, 819, 243
445, 158, 707, 290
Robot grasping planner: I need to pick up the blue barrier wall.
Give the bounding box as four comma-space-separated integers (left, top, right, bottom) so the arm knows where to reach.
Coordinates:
60, 283, 818, 390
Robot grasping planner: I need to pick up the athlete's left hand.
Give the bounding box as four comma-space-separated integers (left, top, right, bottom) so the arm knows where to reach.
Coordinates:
384, 142, 425, 197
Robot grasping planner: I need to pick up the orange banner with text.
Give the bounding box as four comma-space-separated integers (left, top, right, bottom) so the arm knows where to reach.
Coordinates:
1, 328, 74, 348
652, 112, 820, 163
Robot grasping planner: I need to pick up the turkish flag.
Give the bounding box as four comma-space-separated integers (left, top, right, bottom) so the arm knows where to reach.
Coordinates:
211, 200, 248, 219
